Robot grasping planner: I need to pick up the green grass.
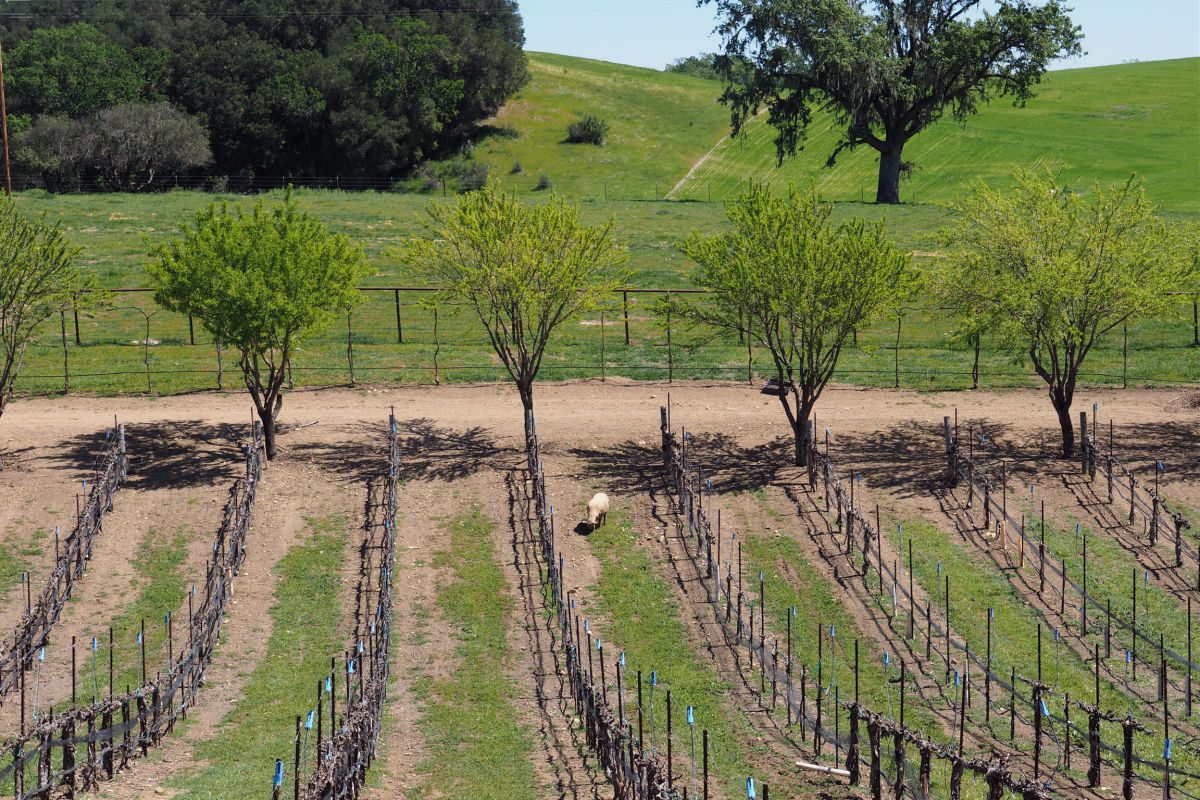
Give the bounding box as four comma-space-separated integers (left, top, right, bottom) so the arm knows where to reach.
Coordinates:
474, 52, 733, 202
671, 59, 1200, 213
9, 185, 1197, 397
0, 526, 48, 601
740, 500, 943, 733
1031, 511, 1193, 701
7, 54, 1198, 397
894, 516, 1196, 782
472, 54, 1199, 213
414, 505, 540, 800
170, 516, 348, 800
584, 508, 755, 799
74, 526, 191, 701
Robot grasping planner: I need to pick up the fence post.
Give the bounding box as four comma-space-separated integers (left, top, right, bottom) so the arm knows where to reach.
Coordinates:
1122, 323, 1128, 388
346, 310, 356, 386
432, 306, 440, 386
394, 289, 403, 344
894, 315, 901, 388
623, 290, 630, 346
60, 311, 70, 394
600, 311, 606, 381
666, 293, 673, 383
73, 295, 82, 346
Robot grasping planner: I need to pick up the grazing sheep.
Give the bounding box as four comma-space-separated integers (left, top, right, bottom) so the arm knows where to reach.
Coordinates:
586, 492, 609, 531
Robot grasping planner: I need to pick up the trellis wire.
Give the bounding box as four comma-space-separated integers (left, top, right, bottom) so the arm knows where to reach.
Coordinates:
288, 414, 398, 799
0, 421, 264, 797
660, 408, 1054, 800
1080, 417, 1194, 578
524, 410, 681, 799
943, 416, 1198, 796
946, 418, 1200, 677
0, 424, 126, 702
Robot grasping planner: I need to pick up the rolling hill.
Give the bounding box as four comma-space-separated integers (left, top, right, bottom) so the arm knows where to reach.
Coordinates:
474, 53, 1200, 213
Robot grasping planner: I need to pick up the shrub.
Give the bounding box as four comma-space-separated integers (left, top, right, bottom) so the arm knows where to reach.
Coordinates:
535, 173, 552, 191
510, 160, 523, 175
458, 161, 489, 192
566, 115, 609, 146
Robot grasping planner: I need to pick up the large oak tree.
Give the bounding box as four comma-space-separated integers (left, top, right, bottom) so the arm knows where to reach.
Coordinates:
705, 0, 1082, 203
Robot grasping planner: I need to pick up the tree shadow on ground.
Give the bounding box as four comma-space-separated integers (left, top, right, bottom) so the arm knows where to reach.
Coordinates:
0, 446, 36, 472
1106, 420, 1199, 485
569, 431, 792, 496
292, 417, 517, 483
46, 420, 246, 490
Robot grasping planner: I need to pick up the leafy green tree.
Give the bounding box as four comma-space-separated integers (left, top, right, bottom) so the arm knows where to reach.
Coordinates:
7, 23, 168, 119
705, 0, 1082, 203
940, 171, 1183, 457
5, 2, 528, 181
407, 183, 625, 449
677, 185, 913, 465
331, 20, 464, 174
1181, 223, 1200, 347
90, 103, 212, 190
149, 192, 370, 459
665, 53, 725, 81
13, 116, 90, 192
0, 202, 81, 421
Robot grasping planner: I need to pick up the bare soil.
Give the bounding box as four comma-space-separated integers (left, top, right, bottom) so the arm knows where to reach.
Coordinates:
0, 379, 1192, 795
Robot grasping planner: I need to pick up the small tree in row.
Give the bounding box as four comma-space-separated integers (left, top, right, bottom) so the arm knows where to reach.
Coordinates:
677, 184, 914, 466
150, 191, 370, 459
409, 183, 625, 450
941, 171, 1183, 457
0, 202, 82, 423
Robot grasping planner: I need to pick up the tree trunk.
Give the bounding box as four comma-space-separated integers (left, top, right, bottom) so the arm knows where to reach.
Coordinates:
261, 407, 278, 461
791, 400, 816, 468
875, 143, 903, 204
972, 334, 981, 390
518, 381, 536, 455
1052, 391, 1075, 459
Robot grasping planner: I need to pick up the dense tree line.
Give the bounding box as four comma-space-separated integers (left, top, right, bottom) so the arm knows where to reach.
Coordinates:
2, 1, 528, 187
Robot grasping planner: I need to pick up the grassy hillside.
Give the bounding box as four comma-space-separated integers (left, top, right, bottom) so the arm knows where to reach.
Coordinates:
473, 52, 731, 200
477, 54, 1199, 212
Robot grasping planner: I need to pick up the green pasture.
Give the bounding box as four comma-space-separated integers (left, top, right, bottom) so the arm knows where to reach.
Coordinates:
7, 187, 1198, 398
475, 54, 1199, 213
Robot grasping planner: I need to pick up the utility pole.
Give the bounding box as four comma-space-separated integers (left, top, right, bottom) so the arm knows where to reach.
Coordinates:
0, 38, 11, 196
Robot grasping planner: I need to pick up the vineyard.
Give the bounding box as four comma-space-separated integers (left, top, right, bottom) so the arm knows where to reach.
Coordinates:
0, 382, 1194, 799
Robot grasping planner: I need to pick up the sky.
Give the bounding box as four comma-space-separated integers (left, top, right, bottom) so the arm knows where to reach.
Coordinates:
520, 0, 1200, 71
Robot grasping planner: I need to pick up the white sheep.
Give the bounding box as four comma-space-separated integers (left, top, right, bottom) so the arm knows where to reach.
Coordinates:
586, 492, 609, 531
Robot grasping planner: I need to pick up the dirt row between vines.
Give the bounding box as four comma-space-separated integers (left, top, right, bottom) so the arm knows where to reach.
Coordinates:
0, 380, 1192, 797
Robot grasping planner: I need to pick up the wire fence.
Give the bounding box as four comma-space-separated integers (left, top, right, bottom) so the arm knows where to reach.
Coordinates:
939, 417, 1194, 795
661, 409, 1057, 800
1080, 417, 1194, 579
271, 415, 398, 800
0, 424, 126, 704
0, 421, 264, 797
14, 288, 1200, 397
524, 411, 682, 799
